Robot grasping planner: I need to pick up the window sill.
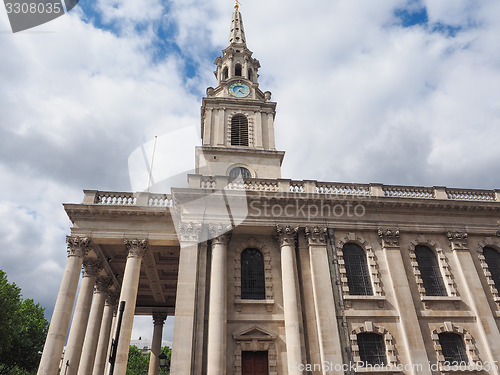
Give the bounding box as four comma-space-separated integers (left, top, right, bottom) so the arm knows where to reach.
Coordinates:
344, 295, 385, 308
235, 299, 274, 312
421, 296, 461, 309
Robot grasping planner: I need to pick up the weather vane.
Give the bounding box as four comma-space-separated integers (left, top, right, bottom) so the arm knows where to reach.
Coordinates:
235, 0, 241, 11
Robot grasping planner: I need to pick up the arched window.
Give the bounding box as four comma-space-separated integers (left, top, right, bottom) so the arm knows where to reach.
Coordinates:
415, 245, 446, 296
229, 166, 251, 180
235, 63, 242, 76
241, 248, 265, 300
483, 247, 500, 290
231, 114, 249, 146
248, 68, 253, 81
343, 243, 373, 295
357, 333, 386, 366
438, 332, 468, 365
222, 66, 229, 80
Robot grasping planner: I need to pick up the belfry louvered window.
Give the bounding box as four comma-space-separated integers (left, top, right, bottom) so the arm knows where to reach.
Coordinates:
415, 245, 447, 296
357, 333, 386, 366
483, 247, 500, 290
241, 248, 265, 300
343, 243, 373, 295
231, 114, 249, 146
438, 332, 469, 365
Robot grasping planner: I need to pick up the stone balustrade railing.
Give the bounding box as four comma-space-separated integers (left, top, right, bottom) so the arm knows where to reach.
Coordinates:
82, 179, 500, 207
83, 190, 173, 208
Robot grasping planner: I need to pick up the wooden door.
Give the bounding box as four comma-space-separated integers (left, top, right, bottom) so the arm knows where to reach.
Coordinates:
242, 351, 269, 375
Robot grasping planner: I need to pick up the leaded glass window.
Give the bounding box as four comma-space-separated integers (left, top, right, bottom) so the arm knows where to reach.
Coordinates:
415, 245, 447, 296
438, 332, 469, 365
241, 248, 265, 300
343, 243, 373, 295
483, 247, 500, 291
357, 333, 386, 366
231, 114, 249, 146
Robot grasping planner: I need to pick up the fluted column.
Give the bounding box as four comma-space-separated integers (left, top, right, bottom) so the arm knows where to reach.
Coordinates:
37, 237, 91, 375
276, 225, 302, 375
207, 225, 232, 375
113, 239, 148, 375
171, 223, 202, 375
78, 277, 112, 375
305, 227, 344, 374
63, 258, 103, 375
148, 313, 167, 375
93, 291, 118, 375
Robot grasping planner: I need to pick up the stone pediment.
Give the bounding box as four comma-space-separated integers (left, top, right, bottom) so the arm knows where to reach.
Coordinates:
233, 325, 276, 341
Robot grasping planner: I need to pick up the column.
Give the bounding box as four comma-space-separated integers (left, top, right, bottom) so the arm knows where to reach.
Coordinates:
62, 259, 102, 375
305, 227, 344, 374
171, 223, 202, 375
448, 231, 500, 374
378, 229, 431, 374
207, 225, 232, 375
112, 239, 148, 375
148, 313, 167, 375
93, 291, 118, 375
78, 277, 111, 375
276, 225, 303, 375
37, 237, 91, 375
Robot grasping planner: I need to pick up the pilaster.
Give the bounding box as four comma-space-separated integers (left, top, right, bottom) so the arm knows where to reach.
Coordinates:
447, 230, 500, 373
170, 223, 203, 375
378, 228, 431, 374
305, 226, 343, 374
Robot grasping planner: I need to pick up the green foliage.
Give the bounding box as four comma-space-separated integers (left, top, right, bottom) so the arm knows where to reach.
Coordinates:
125, 345, 172, 375
0, 270, 49, 375
126, 345, 149, 375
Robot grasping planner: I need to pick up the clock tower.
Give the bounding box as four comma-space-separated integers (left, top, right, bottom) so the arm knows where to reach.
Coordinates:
195, 3, 285, 180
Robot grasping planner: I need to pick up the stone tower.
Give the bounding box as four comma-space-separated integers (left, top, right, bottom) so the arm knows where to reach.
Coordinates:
196, 4, 285, 180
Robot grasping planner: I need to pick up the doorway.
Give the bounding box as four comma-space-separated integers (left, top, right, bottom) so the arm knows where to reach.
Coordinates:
242, 351, 269, 375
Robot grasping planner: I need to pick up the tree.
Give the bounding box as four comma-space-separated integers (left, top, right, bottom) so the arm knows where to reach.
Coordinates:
0, 270, 49, 375
126, 345, 149, 375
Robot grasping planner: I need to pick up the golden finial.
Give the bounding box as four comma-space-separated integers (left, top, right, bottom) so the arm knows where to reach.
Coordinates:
235, 0, 240, 11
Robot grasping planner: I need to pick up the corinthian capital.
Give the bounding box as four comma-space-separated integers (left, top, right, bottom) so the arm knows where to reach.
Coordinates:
82, 259, 103, 277
447, 231, 468, 250
209, 224, 232, 245
177, 223, 203, 243
305, 226, 328, 246
95, 276, 113, 293
378, 228, 400, 248
276, 225, 299, 247
152, 312, 167, 326
66, 236, 92, 258
124, 239, 148, 258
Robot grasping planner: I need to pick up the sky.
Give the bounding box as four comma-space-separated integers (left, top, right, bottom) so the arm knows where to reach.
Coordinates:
1, 0, 500, 344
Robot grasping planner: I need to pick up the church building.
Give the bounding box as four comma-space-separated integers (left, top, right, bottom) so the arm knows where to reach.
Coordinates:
37, 4, 500, 375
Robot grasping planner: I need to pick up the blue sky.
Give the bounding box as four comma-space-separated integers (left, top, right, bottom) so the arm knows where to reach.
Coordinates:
1, 0, 500, 343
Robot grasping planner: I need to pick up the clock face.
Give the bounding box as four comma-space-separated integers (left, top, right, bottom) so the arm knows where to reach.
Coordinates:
229, 82, 250, 98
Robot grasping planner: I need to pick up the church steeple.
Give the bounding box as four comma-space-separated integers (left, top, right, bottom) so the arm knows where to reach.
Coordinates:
194, 4, 285, 180
228, 3, 246, 48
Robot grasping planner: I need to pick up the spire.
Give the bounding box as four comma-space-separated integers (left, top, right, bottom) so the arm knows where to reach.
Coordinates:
228, 1, 246, 47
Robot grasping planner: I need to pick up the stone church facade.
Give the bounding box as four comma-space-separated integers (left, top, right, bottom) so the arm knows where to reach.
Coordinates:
38, 5, 500, 375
